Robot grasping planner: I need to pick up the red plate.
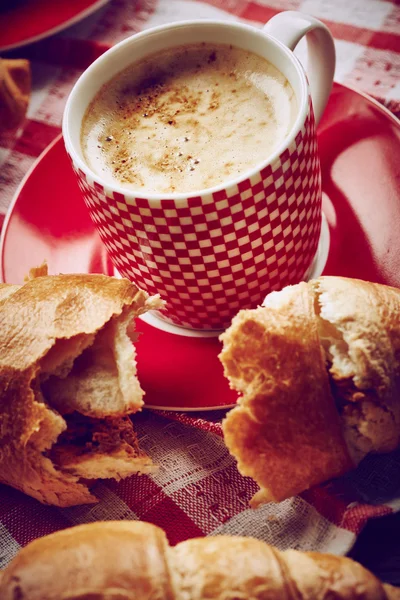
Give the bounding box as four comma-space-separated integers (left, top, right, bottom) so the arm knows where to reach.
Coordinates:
0, 0, 110, 52
1, 82, 400, 411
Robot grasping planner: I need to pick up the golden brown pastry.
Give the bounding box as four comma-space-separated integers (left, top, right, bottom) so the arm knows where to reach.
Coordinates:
219, 277, 400, 506
0, 58, 31, 133
0, 267, 162, 506
0, 520, 398, 600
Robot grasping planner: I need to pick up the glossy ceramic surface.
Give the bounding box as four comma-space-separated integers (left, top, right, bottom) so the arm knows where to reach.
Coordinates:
1, 82, 400, 409
0, 0, 110, 51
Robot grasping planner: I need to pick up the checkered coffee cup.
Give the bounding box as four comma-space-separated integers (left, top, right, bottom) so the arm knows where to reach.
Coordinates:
63, 12, 335, 330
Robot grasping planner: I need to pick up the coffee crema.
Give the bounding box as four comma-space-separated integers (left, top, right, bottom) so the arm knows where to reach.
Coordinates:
81, 43, 297, 194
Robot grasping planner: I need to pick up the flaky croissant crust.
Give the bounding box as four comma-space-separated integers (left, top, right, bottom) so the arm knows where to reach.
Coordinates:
220, 277, 400, 505
0, 521, 398, 600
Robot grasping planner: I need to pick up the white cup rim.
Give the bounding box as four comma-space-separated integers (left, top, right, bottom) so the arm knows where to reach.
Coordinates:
63, 19, 309, 202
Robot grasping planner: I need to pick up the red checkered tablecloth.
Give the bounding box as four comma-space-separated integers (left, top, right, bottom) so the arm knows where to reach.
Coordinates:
1, 0, 400, 571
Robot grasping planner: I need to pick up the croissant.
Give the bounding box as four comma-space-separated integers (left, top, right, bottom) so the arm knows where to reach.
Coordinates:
0, 520, 398, 599
0, 58, 31, 133
0, 266, 162, 506
219, 276, 400, 506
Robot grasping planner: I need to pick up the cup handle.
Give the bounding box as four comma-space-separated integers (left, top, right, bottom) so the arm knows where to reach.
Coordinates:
263, 11, 335, 125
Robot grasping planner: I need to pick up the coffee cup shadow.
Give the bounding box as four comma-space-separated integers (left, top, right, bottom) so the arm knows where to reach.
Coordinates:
319, 114, 400, 286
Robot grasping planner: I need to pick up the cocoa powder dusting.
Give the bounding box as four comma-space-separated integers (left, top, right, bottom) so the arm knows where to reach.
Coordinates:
81, 42, 297, 193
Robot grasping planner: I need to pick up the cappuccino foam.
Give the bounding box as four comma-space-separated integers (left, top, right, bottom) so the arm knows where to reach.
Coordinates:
81, 43, 297, 194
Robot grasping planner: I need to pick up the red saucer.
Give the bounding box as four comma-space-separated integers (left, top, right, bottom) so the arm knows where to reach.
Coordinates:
0, 0, 110, 52
1, 82, 400, 410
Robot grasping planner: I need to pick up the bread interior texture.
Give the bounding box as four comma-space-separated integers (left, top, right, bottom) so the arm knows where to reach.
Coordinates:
33, 307, 153, 481
311, 281, 400, 465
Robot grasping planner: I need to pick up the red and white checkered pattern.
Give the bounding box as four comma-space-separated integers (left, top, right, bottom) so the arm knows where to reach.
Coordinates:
0, 410, 398, 569
1, 0, 400, 575
72, 109, 321, 329
1, 0, 400, 219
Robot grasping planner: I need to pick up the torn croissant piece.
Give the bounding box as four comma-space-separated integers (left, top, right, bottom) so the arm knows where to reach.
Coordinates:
0, 266, 163, 506
220, 276, 400, 506
0, 520, 398, 600
0, 58, 31, 133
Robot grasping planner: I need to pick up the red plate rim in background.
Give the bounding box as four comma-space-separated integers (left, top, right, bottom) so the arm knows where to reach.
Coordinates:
1, 81, 400, 412
0, 0, 110, 52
